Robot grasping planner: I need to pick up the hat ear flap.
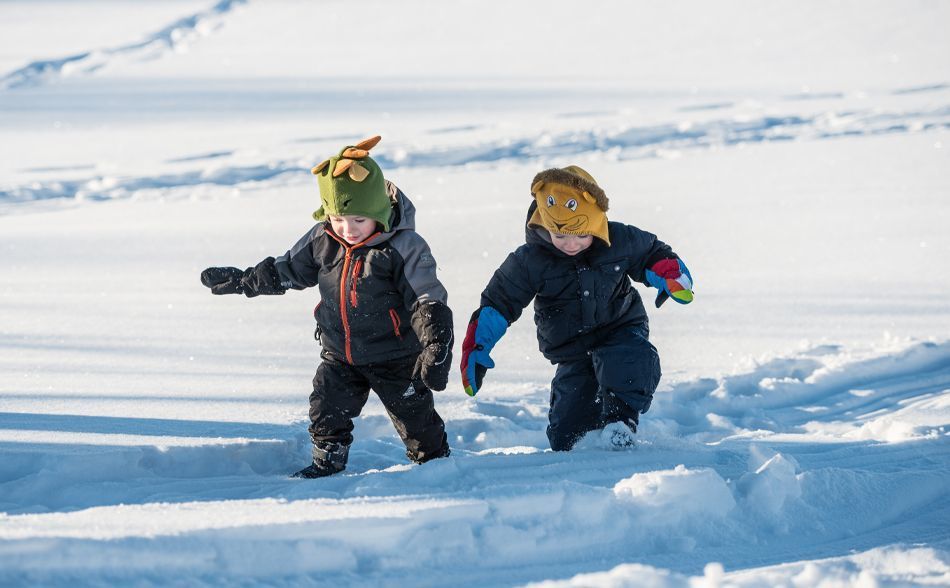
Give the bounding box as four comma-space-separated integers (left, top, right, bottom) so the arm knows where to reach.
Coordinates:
581, 191, 597, 204
354, 135, 382, 151
311, 159, 330, 175
348, 161, 370, 182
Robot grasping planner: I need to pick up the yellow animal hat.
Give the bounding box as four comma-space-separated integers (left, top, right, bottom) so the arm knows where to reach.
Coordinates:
528, 165, 610, 245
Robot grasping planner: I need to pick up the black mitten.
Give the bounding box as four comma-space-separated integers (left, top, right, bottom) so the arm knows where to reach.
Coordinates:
200, 267, 245, 295
200, 257, 286, 297
413, 340, 452, 391
240, 257, 286, 297
410, 301, 454, 391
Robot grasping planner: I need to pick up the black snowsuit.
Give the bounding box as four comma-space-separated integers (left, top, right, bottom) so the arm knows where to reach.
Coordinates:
480, 203, 678, 450
243, 182, 451, 465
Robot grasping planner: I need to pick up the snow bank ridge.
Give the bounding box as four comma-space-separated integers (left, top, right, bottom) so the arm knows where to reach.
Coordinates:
0, 0, 246, 90
3, 101, 948, 210
652, 339, 950, 444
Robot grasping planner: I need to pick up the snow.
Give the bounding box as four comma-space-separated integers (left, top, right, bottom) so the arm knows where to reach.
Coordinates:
1, 0, 949, 586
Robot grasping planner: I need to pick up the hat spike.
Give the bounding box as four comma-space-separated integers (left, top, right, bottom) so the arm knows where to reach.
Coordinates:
332, 159, 355, 178
354, 135, 382, 151
311, 159, 330, 175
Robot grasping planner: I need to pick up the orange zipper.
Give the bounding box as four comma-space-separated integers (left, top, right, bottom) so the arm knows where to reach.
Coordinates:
349, 258, 363, 307
327, 230, 380, 364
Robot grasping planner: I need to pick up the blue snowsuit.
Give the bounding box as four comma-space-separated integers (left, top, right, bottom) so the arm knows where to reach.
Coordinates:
479, 204, 677, 450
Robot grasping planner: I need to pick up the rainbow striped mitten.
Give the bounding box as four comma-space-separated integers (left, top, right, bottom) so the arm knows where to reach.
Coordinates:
646, 258, 694, 307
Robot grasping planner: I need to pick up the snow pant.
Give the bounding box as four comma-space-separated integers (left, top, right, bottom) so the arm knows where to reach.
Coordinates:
547, 323, 660, 451
309, 352, 450, 465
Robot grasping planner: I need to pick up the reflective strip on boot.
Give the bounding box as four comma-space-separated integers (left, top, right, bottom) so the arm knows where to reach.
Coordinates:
313, 441, 349, 470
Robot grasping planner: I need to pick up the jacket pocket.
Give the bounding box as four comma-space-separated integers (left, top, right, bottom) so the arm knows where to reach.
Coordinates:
597, 261, 628, 297
388, 308, 403, 341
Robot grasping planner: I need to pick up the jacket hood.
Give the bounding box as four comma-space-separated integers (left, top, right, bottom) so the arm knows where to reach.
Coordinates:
364, 180, 415, 247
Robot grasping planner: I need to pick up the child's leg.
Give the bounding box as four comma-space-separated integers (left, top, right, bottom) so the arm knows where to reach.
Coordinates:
591, 323, 661, 426
295, 357, 372, 477
309, 356, 372, 457
365, 356, 450, 464
547, 358, 602, 451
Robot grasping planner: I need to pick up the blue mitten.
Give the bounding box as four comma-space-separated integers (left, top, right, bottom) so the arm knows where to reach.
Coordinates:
459, 306, 508, 396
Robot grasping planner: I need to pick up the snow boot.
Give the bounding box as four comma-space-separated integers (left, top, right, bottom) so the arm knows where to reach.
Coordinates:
406, 441, 451, 465
292, 441, 349, 478
600, 416, 638, 451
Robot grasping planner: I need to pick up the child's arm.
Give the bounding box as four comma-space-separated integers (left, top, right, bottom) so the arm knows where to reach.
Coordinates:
461, 251, 537, 396
389, 232, 454, 391
622, 225, 694, 308
200, 226, 324, 297
272, 225, 324, 291
200, 257, 286, 297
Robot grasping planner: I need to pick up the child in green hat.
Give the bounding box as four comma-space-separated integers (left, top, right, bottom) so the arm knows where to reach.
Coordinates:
201, 136, 453, 478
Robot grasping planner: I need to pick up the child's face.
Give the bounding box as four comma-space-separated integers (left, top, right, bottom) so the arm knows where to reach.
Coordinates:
549, 232, 594, 256
329, 214, 376, 244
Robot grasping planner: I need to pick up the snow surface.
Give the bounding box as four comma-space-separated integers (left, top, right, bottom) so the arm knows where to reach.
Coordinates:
1, 1, 949, 586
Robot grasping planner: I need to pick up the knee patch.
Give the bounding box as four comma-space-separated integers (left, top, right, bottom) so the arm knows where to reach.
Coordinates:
594, 336, 661, 413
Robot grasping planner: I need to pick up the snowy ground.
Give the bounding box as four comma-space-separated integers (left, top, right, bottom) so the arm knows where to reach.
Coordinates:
1, 1, 949, 586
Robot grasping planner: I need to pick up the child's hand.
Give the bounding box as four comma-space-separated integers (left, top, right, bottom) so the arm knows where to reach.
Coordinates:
413, 341, 452, 391
645, 258, 694, 307
201, 258, 286, 297
200, 267, 245, 295
460, 306, 509, 396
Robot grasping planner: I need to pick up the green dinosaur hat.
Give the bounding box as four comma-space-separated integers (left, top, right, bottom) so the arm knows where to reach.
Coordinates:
311, 135, 392, 231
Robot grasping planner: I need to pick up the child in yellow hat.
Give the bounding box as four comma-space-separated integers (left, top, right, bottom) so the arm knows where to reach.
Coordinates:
460, 165, 693, 450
